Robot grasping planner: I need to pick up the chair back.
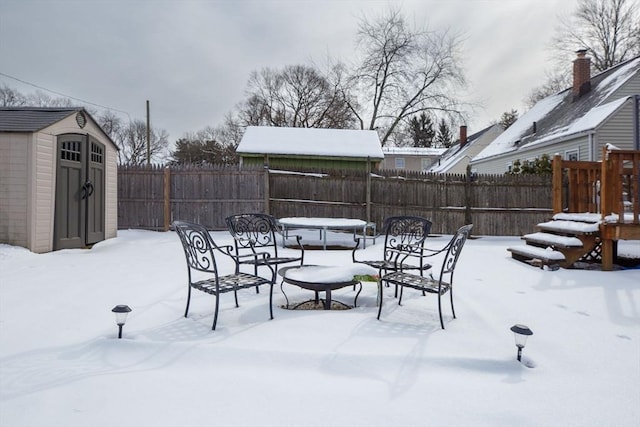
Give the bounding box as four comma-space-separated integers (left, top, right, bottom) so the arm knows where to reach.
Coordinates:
382, 216, 432, 257
173, 220, 219, 276
225, 213, 280, 253
437, 224, 473, 282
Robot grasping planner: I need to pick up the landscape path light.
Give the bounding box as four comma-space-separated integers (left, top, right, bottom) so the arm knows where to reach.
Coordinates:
111, 305, 132, 339
510, 324, 533, 362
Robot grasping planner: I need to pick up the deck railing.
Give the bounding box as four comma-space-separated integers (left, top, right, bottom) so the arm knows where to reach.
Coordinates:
552, 148, 640, 225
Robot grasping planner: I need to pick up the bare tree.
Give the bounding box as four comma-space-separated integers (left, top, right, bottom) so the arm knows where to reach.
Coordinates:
345, 8, 467, 146
525, 0, 639, 108
237, 64, 356, 129
552, 0, 640, 72
0, 84, 27, 106
524, 71, 571, 108
96, 112, 169, 165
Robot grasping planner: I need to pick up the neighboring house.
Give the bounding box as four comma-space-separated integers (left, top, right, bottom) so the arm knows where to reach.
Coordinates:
0, 107, 118, 253
381, 146, 446, 172
470, 51, 640, 174
236, 126, 384, 171
428, 124, 504, 174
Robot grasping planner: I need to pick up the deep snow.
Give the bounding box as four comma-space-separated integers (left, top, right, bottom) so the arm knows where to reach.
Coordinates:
1, 229, 639, 427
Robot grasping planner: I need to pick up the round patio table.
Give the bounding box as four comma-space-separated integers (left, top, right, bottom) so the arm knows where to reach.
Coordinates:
278, 265, 363, 310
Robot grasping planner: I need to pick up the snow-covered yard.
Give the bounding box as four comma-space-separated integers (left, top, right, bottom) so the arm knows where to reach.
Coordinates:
1, 229, 639, 427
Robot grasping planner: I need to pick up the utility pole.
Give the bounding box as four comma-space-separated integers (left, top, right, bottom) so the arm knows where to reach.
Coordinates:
146, 100, 151, 165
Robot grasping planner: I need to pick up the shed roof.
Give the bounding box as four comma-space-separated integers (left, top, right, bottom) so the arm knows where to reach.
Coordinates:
0, 107, 85, 132
237, 126, 384, 160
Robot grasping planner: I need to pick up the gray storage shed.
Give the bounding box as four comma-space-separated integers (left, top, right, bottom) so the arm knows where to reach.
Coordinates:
0, 107, 119, 253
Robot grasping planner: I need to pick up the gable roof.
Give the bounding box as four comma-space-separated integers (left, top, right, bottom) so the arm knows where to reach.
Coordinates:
473, 55, 640, 162
0, 107, 83, 132
237, 126, 384, 160
429, 124, 502, 172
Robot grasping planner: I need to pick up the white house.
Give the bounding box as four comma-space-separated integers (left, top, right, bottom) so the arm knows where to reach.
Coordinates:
380, 146, 446, 171
428, 124, 503, 174
470, 51, 640, 174
0, 107, 118, 253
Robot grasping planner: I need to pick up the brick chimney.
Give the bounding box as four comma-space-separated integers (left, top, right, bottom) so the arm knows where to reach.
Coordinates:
459, 125, 468, 147
573, 49, 591, 99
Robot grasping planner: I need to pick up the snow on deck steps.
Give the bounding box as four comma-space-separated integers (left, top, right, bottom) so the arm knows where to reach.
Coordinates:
522, 232, 583, 248
507, 245, 566, 263
537, 220, 600, 234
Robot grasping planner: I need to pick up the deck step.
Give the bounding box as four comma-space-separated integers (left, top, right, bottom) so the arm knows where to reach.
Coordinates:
507, 245, 565, 269
522, 232, 583, 248
537, 220, 600, 235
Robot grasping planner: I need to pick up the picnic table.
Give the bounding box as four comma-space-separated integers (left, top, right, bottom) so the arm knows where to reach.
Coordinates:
278, 217, 376, 250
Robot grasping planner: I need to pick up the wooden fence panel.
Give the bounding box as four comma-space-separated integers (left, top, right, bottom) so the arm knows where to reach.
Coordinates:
117, 165, 553, 235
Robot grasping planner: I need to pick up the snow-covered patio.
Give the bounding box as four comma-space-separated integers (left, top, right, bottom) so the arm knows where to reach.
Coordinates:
1, 229, 639, 426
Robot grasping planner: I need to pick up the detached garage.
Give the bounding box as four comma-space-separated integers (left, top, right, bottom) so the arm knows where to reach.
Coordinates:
0, 107, 118, 253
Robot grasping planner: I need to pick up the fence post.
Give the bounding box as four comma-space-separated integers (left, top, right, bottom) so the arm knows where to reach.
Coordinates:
264, 165, 270, 215
464, 165, 473, 227
163, 166, 171, 231
366, 157, 371, 223
552, 154, 563, 214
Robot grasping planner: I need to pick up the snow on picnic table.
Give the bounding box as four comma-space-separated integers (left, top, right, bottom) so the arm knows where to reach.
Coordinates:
0, 229, 639, 427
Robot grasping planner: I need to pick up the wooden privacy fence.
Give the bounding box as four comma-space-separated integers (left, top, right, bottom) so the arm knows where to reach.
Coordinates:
118, 165, 553, 236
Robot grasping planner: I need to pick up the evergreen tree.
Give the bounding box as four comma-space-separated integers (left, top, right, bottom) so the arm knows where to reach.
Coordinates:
435, 118, 453, 148
407, 112, 435, 147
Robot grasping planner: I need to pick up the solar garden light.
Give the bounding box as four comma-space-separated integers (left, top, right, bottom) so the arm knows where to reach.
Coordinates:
111, 305, 132, 339
510, 324, 533, 362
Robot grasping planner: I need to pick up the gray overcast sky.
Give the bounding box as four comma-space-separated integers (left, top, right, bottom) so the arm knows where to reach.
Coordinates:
0, 0, 578, 142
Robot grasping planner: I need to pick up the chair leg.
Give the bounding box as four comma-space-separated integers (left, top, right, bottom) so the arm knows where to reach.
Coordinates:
184, 286, 192, 318
269, 283, 274, 320
212, 295, 220, 330
450, 289, 456, 319
398, 286, 404, 305
234, 290, 239, 307
438, 294, 444, 329
376, 280, 384, 320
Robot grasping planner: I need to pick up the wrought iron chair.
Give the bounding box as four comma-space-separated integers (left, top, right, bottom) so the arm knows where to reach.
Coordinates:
225, 213, 304, 284
352, 215, 433, 282
379, 224, 473, 329
173, 220, 274, 331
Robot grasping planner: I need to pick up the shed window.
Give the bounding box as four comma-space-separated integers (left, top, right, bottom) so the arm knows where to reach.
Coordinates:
91, 142, 103, 164
61, 141, 81, 162
395, 157, 405, 169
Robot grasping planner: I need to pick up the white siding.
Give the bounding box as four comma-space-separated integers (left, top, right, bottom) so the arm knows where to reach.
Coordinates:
0, 133, 30, 247
31, 131, 56, 253
596, 99, 636, 152
105, 145, 118, 238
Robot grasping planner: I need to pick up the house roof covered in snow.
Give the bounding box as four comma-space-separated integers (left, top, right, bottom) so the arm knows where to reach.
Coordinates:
382, 146, 446, 156
472, 55, 640, 162
237, 126, 384, 160
0, 107, 84, 132
429, 124, 502, 173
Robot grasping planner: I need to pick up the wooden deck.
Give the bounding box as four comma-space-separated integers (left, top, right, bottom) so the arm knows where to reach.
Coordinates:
552, 147, 640, 270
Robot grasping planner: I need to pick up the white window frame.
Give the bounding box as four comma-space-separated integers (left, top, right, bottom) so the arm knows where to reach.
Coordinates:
395, 157, 405, 169
565, 149, 579, 161
421, 158, 431, 171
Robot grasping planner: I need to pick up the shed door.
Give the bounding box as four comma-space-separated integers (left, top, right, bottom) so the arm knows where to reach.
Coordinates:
86, 138, 105, 245
54, 134, 106, 250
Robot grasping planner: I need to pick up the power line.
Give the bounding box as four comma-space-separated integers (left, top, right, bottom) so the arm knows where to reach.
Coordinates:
0, 71, 132, 117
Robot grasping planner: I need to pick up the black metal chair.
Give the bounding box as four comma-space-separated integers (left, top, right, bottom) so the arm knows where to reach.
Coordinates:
379, 224, 473, 329
352, 215, 433, 281
225, 213, 304, 284
173, 220, 275, 331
